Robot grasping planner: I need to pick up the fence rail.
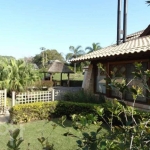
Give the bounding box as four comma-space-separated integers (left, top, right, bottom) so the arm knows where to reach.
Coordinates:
12, 87, 81, 106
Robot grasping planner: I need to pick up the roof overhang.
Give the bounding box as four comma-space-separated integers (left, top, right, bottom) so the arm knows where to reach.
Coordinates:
70, 35, 150, 62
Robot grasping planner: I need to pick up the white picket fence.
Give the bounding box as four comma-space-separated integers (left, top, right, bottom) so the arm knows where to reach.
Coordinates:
0, 89, 7, 114
12, 87, 81, 106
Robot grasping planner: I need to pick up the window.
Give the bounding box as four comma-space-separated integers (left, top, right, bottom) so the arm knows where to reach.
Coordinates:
96, 64, 106, 94
110, 62, 148, 102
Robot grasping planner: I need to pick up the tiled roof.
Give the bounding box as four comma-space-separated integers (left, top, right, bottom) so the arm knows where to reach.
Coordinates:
124, 30, 143, 41
71, 35, 150, 62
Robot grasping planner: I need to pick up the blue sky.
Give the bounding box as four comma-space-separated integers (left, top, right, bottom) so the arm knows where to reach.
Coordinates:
0, 0, 149, 59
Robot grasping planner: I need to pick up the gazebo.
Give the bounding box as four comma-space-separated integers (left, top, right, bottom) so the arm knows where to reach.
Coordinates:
48, 60, 74, 86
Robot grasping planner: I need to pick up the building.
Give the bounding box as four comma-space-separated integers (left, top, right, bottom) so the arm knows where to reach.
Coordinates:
71, 24, 150, 109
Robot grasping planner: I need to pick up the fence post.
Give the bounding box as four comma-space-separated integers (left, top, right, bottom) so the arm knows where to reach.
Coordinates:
52, 89, 55, 101
4, 89, 7, 107
12, 91, 15, 106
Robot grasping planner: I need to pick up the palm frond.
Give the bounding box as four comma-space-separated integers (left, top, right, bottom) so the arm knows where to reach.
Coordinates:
85, 47, 93, 51
75, 45, 82, 50
146, 0, 150, 5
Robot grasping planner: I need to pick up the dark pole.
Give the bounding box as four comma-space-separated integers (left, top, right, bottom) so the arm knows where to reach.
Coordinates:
123, 0, 127, 43
117, 0, 122, 45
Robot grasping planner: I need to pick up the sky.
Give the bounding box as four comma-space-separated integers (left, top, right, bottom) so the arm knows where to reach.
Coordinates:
0, 0, 149, 59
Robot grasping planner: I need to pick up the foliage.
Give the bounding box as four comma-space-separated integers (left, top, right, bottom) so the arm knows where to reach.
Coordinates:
65, 101, 150, 149
71, 113, 98, 131
37, 136, 55, 150
85, 42, 102, 53
32, 49, 65, 68
7, 129, 24, 150
8, 62, 150, 149
62, 90, 105, 104
66, 45, 85, 72
9, 102, 57, 124
65, 63, 150, 150
66, 46, 84, 61
0, 55, 15, 60
54, 102, 99, 120
0, 58, 40, 95
9, 101, 99, 124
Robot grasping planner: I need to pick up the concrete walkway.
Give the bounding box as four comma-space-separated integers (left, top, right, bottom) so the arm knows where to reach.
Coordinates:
0, 110, 10, 124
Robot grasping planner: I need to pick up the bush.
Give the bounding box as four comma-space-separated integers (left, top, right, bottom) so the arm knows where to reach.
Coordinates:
62, 90, 105, 104
9, 102, 57, 124
9, 101, 100, 124
53, 101, 99, 119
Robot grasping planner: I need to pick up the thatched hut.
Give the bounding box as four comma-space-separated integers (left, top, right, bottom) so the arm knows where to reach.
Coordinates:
48, 60, 74, 86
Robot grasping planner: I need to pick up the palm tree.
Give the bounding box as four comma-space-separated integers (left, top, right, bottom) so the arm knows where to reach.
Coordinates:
85, 43, 102, 53
67, 46, 85, 72
40, 47, 46, 68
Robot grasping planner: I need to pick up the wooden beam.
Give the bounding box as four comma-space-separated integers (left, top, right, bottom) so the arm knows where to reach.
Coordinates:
60, 73, 62, 86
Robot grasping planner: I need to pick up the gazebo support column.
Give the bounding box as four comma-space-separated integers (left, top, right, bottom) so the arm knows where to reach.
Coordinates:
60, 73, 62, 86
67, 73, 70, 87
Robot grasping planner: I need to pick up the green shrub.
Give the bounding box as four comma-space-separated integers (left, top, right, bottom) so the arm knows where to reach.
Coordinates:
53, 101, 99, 119
9, 101, 100, 124
9, 102, 57, 124
62, 90, 105, 104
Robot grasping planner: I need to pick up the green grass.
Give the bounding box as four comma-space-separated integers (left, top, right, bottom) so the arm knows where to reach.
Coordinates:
53, 72, 83, 81
0, 119, 108, 150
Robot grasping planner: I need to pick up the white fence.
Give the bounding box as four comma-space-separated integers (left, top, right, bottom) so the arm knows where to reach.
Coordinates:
12, 87, 81, 106
0, 89, 7, 114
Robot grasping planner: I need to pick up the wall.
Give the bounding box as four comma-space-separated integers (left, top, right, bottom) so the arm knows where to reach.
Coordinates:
82, 64, 94, 92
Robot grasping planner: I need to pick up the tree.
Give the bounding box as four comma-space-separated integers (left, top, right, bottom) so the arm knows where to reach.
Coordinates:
0, 55, 15, 60
23, 56, 33, 63
32, 49, 65, 68
67, 46, 85, 72
40, 47, 46, 68
85, 43, 101, 53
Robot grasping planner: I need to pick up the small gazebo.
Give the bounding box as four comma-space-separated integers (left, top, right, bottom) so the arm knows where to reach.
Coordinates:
48, 60, 74, 86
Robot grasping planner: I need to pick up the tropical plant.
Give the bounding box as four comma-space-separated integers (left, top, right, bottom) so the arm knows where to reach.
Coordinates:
0, 58, 40, 94
66, 46, 85, 72
85, 43, 101, 53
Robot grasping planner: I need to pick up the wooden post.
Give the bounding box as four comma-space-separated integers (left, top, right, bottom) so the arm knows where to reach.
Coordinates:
12, 91, 15, 106
52, 89, 55, 101
50, 73, 52, 81
60, 73, 62, 86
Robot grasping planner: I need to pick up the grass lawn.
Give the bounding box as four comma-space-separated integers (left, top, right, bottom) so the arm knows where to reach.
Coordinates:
0, 119, 108, 150
53, 72, 83, 81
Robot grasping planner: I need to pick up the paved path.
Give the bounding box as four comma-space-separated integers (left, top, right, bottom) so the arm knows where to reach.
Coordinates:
0, 110, 10, 123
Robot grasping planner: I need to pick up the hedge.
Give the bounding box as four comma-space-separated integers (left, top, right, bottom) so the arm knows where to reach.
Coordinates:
9, 101, 100, 124
9, 100, 145, 125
